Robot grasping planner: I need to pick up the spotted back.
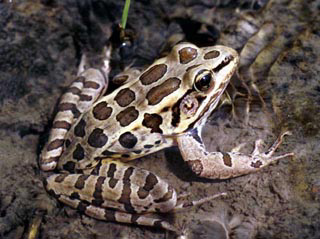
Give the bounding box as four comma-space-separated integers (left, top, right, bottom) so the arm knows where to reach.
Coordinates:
57, 43, 239, 172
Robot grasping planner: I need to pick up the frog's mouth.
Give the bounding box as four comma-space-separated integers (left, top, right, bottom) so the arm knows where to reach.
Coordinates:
189, 89, 225, 131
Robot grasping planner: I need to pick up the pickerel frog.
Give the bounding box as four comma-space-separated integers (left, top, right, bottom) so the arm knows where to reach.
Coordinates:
40, 42, 293, 232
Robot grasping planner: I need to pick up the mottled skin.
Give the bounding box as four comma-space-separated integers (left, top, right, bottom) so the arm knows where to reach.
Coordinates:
40, 43, 293, 232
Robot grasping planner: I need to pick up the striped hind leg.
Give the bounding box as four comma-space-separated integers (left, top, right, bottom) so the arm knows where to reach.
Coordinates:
44, 159, 225, 232
54, 195, 178, 232
40, 47, 111, 171
44, 158, 179, 232
83, 205, 178, 232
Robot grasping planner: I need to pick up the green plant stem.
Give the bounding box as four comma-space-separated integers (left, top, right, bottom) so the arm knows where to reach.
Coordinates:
121, 0, 131, 29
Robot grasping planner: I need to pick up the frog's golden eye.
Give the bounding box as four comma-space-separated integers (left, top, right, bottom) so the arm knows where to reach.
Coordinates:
194, 70, 214, 92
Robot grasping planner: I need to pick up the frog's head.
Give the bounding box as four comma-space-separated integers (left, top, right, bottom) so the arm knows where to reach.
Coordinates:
168, 43, 239, 133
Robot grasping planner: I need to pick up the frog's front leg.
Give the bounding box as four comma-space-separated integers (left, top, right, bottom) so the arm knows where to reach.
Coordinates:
40, 48, 111, 171
177, 129, 294, 179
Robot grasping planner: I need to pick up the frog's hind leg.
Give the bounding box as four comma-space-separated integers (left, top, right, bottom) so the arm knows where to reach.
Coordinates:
45, 159, 225, 232
85, 206, 178, 232
177, 129, 294, 179
53, 193, 178, 232
44, 159, 179, 231
40, 47, 111, 171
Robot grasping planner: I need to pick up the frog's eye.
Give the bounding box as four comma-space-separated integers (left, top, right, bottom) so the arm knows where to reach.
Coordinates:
194, 70, 214, 92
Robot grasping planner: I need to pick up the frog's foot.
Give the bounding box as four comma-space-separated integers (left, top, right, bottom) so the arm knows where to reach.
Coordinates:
177, 130, 294, 179
40, 47, 111, 171
174, 192, 227, 211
